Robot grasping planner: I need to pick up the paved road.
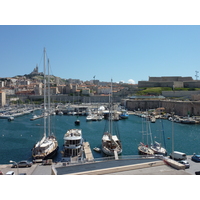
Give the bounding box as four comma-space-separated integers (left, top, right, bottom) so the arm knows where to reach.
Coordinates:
31, 164, 52, 175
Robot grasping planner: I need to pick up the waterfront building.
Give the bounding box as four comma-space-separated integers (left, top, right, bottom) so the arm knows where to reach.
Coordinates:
34, 83, 43, 95
1, 88, 15, 95
0, 81, 5, 88
81, 87, 90, 95
0, 91, 6, 106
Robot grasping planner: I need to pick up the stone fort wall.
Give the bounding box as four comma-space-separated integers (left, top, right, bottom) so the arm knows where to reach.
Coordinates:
149, 76, 193, 82
138, 76, 200, 88
125, 99, 200, 116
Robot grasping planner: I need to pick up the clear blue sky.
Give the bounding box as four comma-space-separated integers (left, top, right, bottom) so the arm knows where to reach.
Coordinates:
1, 25, 200, 84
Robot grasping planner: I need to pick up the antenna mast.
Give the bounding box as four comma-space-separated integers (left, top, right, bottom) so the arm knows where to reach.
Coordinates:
195, 71, 199, 80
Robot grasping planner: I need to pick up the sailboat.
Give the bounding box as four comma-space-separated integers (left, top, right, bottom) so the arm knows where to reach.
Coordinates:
32, 48, 58, 160
138, 116, 154, 155
101, 79, 122, 156
150, 112, 167, 155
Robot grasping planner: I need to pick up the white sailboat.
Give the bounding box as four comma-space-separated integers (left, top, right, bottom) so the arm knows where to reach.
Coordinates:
150, 141, 167, 155
138, 117, 154, 155
32, 48, 58, 160
150, 111, 167, 155
101, 79, 122, 156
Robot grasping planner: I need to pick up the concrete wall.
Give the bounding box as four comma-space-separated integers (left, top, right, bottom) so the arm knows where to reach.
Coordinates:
162, 91, 200, 99
138, 81, 184, 88
138, 81, 174, 88
184, 81, 200, 88
27, 95, 121, 103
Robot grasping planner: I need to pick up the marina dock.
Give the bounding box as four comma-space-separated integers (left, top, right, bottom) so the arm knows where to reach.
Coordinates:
83, 142, 94, 162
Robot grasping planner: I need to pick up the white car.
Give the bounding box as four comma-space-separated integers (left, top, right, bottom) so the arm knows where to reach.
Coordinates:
6, 171, 15, 175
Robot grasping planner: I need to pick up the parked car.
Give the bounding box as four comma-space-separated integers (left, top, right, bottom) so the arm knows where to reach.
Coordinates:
12, 160, 33, 168
178, 160, 190, 169
0, 170, 3, 175
19, 173, 27, 175
191, 154, 200, 162
6, 171, 15, 175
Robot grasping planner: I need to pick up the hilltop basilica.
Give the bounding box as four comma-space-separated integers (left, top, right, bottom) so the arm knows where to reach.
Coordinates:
30, 65, 43, 76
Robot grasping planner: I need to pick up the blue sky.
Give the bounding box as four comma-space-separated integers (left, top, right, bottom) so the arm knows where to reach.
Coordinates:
1, 25, 200, 84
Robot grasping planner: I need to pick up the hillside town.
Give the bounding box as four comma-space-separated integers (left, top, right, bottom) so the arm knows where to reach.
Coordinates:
2, 66, 200, 112
0, 66, 138, 106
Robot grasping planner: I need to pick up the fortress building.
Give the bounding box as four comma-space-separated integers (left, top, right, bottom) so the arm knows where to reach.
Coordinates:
138, 76, 200, 88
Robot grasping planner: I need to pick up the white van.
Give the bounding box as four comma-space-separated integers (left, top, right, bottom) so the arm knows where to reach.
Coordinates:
169, 151, 187, 160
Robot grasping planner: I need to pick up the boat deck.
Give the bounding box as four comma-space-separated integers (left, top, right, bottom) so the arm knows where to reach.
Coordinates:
83, 142, 94, 162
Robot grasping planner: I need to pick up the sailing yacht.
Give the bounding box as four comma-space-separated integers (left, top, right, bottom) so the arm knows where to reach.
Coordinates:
150, 141, 167, 155
150, 118, 167, 155
138, 117, 154, 155
32, 48, 58, 160
101, 79, 122, 156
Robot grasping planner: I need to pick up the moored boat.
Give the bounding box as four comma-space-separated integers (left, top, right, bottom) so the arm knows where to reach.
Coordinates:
75, 119, 80, 125
150, 141, 167, 155
62, 129, 84, 159
150, 116, 156, 123
93, 147, 101, 152
102, 131, 122, 156
8, 116, 14, 121
32, 48, 58, 160
138, 116, 154, 156
138, 142, 154, 155
120, 110, 129, 119
101, 79, 122, 156
32, 135, 59, 160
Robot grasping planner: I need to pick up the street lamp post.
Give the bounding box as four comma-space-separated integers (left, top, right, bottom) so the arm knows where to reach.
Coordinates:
10, 160, 19, 175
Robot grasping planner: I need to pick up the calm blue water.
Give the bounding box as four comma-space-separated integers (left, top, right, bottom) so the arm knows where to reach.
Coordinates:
0, 111, 200, 164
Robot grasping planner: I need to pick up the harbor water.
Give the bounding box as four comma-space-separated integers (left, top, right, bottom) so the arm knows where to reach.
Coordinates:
1, 110, 200, 164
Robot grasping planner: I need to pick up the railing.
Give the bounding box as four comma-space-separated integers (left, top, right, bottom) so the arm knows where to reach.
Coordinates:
93, 154, 161, 162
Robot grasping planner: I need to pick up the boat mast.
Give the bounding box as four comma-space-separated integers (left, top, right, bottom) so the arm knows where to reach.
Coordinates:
148, 119, 153, 146
109, 79, 113, 135
47, 58, 51, 136
172, 111, 174, 159
43, 48, 47, 138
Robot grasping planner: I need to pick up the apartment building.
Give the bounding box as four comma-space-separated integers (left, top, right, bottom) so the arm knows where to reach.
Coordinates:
0, 91, 6, 106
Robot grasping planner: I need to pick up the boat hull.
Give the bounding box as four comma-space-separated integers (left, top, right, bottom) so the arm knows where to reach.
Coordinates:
120, 114, 129, 119
32, 145, 59, 160
102, 147, 122, 156
150, 148, 167, 156
138, 145, 154, 156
